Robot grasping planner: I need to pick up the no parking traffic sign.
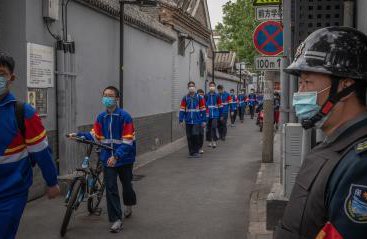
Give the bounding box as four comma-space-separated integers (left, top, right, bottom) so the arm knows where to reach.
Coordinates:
253, 21, 283, 56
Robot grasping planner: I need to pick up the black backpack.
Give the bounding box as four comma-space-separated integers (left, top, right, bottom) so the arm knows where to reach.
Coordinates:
15, 101, 37, 166
15, 101, 26, 137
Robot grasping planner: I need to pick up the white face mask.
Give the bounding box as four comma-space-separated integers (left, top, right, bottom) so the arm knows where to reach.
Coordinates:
209, 86, 216, 92
188, 86, 196, 93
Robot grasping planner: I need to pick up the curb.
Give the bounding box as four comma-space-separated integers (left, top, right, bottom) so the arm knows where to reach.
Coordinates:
247, 132, 281, 239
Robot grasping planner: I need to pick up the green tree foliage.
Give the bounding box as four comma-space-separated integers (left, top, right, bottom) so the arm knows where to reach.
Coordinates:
215, 0, 258, 69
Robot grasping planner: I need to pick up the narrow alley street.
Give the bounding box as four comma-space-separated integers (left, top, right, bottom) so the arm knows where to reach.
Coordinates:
18, 118, 262, 239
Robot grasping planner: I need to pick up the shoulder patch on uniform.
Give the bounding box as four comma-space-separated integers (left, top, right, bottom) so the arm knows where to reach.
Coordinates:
344, 184, 367, 223
355, 140, 367, 154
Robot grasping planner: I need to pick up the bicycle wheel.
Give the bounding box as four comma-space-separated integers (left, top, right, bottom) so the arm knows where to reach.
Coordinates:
87, 168, 105, 214
60, 180, 82, 237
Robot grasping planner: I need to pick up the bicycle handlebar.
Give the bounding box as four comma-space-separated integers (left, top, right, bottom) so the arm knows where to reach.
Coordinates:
65, 134, 114, 151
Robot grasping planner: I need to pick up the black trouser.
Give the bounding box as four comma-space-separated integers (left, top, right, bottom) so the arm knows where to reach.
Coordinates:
218, 113, 228, 140
230, 110, 237, 124
206, 118, 218, 142
186, 124, 201, 155
198, 126, 204, 149
249, 105, 255, 119
238, 106, 245, 121
104, 164, 137, 222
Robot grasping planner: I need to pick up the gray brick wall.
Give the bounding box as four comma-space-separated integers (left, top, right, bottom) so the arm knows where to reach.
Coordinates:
171, 111, 185, 141
135, 112, 173, 154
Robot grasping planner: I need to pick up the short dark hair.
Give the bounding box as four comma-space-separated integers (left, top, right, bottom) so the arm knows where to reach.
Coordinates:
230, 89, 235, 92
209, 81, 216, 86
0, 51, 15, 73
217, 85, 223, 90
103, 86, 120, 97
187, 81, 195, 87
197, 89, 204, 94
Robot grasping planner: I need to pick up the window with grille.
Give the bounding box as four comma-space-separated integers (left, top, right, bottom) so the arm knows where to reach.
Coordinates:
178, 36, 186, 56
296, 0, 344, 44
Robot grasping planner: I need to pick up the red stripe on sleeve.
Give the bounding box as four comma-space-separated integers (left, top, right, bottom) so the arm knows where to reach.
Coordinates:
93, 122, 103, 139
122, 122, 135, 139
24, 113, 45, 141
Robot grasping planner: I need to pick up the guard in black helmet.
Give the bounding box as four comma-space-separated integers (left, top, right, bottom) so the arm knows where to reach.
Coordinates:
275, 27, 367, 239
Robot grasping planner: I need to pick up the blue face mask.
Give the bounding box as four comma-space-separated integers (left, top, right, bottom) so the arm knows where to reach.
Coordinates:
293, 92, 320, 120
0, 76, 8, 95
102, 97, 117, 108
292, 87, 330, 121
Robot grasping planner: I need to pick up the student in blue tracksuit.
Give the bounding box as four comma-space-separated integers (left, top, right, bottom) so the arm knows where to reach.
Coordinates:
217, 85, 231, 141
197, 89, 206, 154
205, 82, 223, 148
238, 89, 247, 123
70, 86, 136, 233
229, 89, 239, 127
0, 52, 59, 239
179, 82, 207, 158
247, 89, 257, 119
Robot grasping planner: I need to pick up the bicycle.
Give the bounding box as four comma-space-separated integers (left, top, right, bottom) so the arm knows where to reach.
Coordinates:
59, 135, 113, 237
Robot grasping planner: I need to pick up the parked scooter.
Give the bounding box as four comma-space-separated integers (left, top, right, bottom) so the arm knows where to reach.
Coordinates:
256, 110, 264, 132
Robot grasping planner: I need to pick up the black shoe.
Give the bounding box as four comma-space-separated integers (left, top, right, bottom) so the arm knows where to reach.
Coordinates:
191, 153, 201, 158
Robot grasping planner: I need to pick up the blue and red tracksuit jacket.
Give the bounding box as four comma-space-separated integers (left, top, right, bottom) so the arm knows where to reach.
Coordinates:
205, 93, 223, 119
229, 94, 239, 112
78, 108, 136, 167
219, 91, 232, 115
238, 94, 246, 108
0, 93, 58, 200
179, 93, 207, 125
247, 93, 257, 107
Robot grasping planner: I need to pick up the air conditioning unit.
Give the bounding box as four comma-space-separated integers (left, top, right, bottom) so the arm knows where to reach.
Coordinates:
43, 0, 59, 22
282, 123, 312, 198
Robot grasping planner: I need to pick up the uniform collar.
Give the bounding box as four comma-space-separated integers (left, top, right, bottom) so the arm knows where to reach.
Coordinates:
0, 92, 16, 107
323, 112, 367, 149
106, 107, 120, 115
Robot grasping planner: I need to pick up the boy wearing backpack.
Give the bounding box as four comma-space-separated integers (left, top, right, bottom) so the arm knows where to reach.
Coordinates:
0, 52, 59, 239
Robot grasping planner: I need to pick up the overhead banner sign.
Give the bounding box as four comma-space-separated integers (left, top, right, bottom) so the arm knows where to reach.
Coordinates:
255, 56, 281, 71
256, 6, 282, 21
253, 20, 283, 56
253, 0, 282, 6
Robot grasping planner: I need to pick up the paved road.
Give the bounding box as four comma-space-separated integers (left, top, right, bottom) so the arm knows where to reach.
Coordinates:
18, 118, 262, 239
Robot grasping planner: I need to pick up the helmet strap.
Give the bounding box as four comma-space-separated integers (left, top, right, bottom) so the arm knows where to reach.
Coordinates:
301, 80, 357, 129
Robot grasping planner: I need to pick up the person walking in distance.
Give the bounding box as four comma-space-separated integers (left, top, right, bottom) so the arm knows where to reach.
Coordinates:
217, 85, 231, 141
179, 82, 207, 158
247, 89, 257, 119
197, 89, 206, 154
205, 82, 223, 148
238, 89, 247, 123
229, 89, 239, 127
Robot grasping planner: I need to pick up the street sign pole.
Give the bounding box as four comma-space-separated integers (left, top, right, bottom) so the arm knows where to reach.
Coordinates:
252, 15, 283, 164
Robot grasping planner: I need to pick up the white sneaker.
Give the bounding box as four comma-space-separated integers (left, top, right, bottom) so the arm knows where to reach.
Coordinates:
124, 206, 133, 218
208, 142, 213, 147
212, 141, 217, 148
110, 219, 123, 233
199, 149, 204, 154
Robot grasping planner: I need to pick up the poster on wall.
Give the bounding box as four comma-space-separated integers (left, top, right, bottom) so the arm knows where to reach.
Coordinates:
27, 88, 48, 117
27, 43, 55, 88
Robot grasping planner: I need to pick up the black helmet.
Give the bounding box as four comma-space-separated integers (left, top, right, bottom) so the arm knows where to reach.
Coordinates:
285, 27, 367, 81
